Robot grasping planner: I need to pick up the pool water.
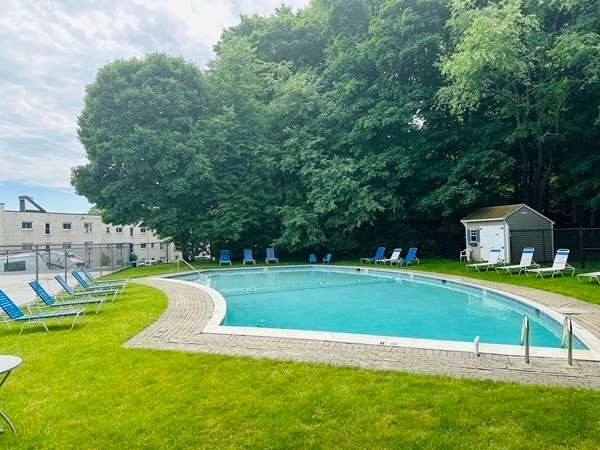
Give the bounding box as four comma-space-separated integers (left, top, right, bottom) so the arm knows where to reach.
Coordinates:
184, 267, 586, 349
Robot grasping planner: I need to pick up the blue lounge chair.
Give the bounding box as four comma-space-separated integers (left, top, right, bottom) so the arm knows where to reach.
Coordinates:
376, 248, 402, 265
28, 280, 106, 314
219, 250, 232, 266
81, 266, 128, 289
360, 247, 385, 264
309, 253, 317, 264
55, 275, 117, 302
0, 290, 84, 333
265, 248, 279, 264
323, 253, 332, 264
72, 271, 121, 295
400, 247, 420, 266
242, 249, 256, 265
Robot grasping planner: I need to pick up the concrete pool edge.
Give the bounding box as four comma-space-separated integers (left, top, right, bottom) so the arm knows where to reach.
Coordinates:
165, 265, 600, 361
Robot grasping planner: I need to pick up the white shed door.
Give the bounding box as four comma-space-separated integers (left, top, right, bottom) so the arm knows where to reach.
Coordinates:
479, 225, 505, 261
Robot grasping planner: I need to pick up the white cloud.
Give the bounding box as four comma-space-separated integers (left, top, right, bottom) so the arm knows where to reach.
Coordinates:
0, 0, 310, 191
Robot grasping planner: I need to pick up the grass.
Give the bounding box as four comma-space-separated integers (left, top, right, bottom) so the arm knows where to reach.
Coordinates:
1, 259, 599, 448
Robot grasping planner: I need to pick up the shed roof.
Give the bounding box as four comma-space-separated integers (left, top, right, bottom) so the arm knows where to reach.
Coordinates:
461, 204, 553, 223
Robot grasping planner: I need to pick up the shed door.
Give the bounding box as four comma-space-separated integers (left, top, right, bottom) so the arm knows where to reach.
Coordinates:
479, 225, 505, 261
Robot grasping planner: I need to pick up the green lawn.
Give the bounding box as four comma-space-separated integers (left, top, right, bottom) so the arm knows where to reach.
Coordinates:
1, 260, 599, 448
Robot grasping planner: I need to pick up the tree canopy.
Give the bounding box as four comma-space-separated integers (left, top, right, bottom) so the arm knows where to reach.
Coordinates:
73, 0, 600, 259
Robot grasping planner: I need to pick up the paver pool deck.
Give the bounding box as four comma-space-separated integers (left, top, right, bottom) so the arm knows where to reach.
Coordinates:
125, 270, 600, 390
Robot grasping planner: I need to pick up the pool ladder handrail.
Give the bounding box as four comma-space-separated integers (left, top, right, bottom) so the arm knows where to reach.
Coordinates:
520, 315, 530, 364
180, 258, 204, 277
561, 316, 573, 366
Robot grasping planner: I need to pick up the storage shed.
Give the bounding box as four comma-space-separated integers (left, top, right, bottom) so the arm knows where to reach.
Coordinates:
461, 204, 554, 264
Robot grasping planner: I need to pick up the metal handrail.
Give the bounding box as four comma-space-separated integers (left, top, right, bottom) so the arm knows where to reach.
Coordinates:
179, 257, 204, 276
520, 315, 530, 364
561, 316, 573, 366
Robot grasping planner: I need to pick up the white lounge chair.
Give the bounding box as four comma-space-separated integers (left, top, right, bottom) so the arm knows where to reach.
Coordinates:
495, 247, 538, 275
525, 249, 575, 278
466, 248, 502, 272
376, 248, 402, 265
576, 271, 600, 284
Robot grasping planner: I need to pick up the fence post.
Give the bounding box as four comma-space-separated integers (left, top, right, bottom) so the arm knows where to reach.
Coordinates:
35, 244, 39, 282
64, 248, 68, 281
580, 227, 585, 268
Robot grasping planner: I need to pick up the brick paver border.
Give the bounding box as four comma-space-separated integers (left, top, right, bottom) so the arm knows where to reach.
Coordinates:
125, 273, 600, 390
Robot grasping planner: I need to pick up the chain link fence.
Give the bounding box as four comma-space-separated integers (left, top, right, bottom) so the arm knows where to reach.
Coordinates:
0, 241, 175, 281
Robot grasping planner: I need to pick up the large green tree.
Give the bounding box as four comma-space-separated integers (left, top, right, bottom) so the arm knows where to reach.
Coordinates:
438, 0, 600, 217
72, 53, 211, 260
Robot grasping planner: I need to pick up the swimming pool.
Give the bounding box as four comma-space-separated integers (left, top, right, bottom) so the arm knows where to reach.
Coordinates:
176, 266, 592, 352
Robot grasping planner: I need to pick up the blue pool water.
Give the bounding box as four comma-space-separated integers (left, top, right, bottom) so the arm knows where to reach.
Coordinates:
180, 267, 586, 349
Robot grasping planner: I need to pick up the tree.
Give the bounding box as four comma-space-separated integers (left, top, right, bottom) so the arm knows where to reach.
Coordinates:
72, 53, 211, 260
438, 0, 600, 215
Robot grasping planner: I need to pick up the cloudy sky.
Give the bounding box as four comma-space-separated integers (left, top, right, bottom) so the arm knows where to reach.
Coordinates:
0, 0, 309, 213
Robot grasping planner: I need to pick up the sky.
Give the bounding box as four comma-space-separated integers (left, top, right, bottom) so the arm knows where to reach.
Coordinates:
0, 0, 309, 213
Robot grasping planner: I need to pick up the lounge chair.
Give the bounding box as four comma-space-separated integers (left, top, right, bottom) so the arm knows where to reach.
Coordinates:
376, 248, 402, 265
55, 275, 118, 302
466, 248, 501, 272
265, 248, 279, 264
323, 253, 332, 264
72, 271, 121, 295
219, 250, 232, 266
28, 280, 106, 314
577, 271, 600, 284
360, 247, 385, 264
81, 266, 128, 289
242, 249, 256, 265
309, 253, 317, 264
495, 247, 538, 275
525, 249, 575, 278
0, 290, 84, 334
399, 247, 420, 266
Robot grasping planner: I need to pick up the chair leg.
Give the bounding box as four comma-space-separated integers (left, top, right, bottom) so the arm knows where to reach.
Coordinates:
0, 409, 17, 434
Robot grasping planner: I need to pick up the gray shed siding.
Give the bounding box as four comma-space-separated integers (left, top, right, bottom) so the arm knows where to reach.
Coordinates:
506, 206, 554, 263
505, 206, 551, 229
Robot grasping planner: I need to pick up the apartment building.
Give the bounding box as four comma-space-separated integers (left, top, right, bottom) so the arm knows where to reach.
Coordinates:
0, 196, 178, 268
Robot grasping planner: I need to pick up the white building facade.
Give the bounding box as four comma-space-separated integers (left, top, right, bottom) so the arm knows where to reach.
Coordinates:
0, 196, 179, 270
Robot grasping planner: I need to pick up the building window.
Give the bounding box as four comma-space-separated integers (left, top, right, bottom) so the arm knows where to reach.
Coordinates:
45, 245, 51, 250
140, 243, 147, 249
150, 243, 154, 249
21, 221, 33, 230
84, 222, 93, 233
62, 222, 72, 230
45, 223, 51, 235
116, 226, 123, 234
106, 226, 111, 234
116, 243, 123, 250
63, 242, 72, 249
469, 229, 479, 243
22, 243, 33, 250
129, 227, 134, 237
159, 242, 164, 250
140, 226, 147, 234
